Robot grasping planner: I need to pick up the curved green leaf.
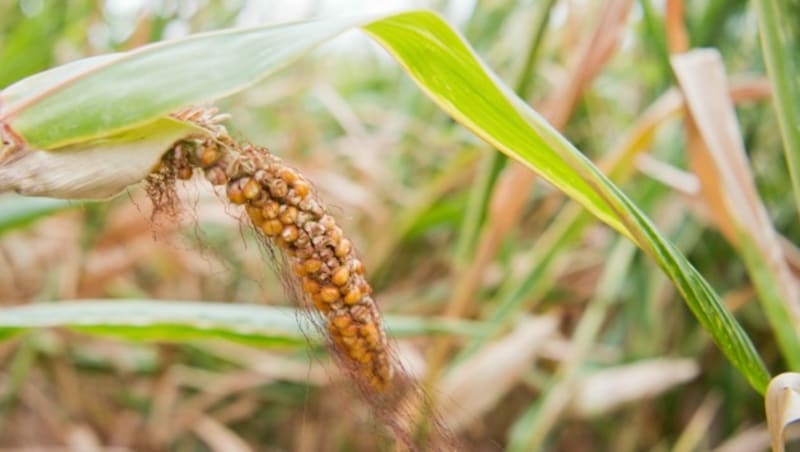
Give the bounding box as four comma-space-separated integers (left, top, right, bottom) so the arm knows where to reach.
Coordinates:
1, 18, 364, 148
0, 194, 76, 234
0, 10, 770, 392
0, 300, 482, 346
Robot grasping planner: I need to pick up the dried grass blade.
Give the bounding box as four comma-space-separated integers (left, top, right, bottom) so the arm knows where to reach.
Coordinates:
766, 372, 800, 452
671, 49, 800, 368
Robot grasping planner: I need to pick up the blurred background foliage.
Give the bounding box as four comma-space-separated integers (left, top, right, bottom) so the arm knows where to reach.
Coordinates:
0, 0, 796, 450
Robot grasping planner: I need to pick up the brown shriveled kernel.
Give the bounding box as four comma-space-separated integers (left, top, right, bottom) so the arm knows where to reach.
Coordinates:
262, 200, 280, 219
296, 211, 313, 226
205, 167, 227, 186
268, 179, 288, 198
285, 190, 303, 206
242, 178, 262, 200
320, 286, 340, 303
295, 247, 314, 259
294, 233, 310, 248
299, 198, 323, 217
349, 259, 364, 274
320, 215, 336, 230
177, 167, 193, 180
304, 222, 325, 237
349, 304, 372, 323
261, 219, 283, 237
328, 227, 343, 244
331, 267, 350, 286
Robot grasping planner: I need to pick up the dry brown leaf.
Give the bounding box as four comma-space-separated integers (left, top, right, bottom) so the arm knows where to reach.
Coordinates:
665, 0, 689, 53
66, 424, 102, 452
766, 372, 800, 452
437, 315, 558, 431
714, 425, 770, 452
673, 393, 721, 452
191, 415, 252, 452
569, 358, 699, 416
671, 49, 800, 322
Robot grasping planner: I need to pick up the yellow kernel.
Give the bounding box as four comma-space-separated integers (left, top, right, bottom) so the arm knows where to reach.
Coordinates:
281, 225, 299, 242
242, 179, 261, 200
245, 205, 264, 223
356, 352, 372, 364
292, 262, 306, 276
302, 277, 320, 294
360, 323, 380, 346
343, 287, 362, 305
335, 239, 352, 258
261, 219, 283, 236
349, 345, 367, 361
359, 281, 372, 296
340, 324, 359, 337
200, 147, 220, 167
279, 206, 298, 224
279, 167, 298, 184
332, 314, 351, 330
312, 294, 329, 313
227, 180, 246, 204
331, 267, 350, 286
303, 259, 322, 274
293, 180, 310, 197
320, 286, 340, 303
177, 167, 193, 180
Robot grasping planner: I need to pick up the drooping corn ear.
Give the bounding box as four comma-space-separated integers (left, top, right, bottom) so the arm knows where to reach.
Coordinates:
0, 117, 201, 200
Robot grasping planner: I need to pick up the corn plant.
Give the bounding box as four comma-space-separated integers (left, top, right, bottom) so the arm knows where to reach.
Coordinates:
0, 4, 798, 450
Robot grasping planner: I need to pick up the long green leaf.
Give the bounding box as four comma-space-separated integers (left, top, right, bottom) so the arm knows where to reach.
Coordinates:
1, 18, 364, 148
0, 10, 769, 392
753, 0, 800, 216
0, 301, 482, 346
0, 195, 76, 234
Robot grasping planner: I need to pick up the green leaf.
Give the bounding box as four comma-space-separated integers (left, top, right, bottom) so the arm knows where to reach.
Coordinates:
753, 0, 800, 217
1, 19, 364, 148
0, 301, 482, 347
0, 10, 770, 393
0, 194, 76, 235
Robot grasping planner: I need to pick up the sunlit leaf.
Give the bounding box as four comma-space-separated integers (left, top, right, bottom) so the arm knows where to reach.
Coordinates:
0, 10, 769, 392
